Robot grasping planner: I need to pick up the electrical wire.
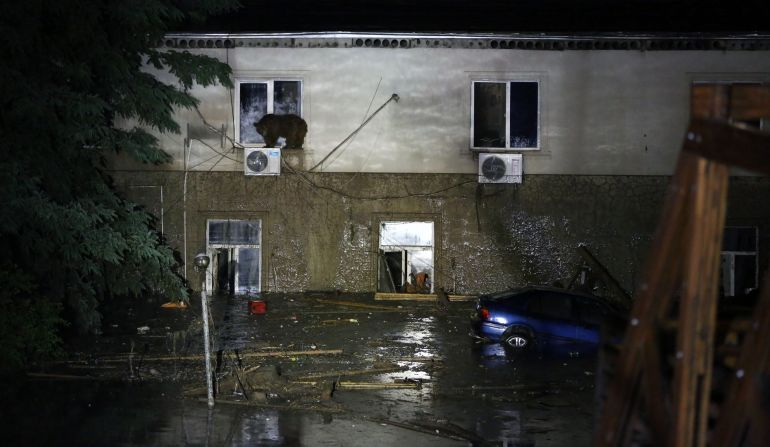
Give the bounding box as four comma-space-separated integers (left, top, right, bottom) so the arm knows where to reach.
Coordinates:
282, 159, 476, 201
307, 93, 400, 172
328, 77, 382, 172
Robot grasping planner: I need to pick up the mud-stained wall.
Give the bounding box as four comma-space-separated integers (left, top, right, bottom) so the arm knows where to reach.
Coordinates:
111, 171, 770, 296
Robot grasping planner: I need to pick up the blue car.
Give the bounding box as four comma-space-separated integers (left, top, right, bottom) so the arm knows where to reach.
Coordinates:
470, 286, 625, 351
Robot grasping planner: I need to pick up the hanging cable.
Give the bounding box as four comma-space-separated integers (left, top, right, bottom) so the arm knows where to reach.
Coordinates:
308, 93, 400, 172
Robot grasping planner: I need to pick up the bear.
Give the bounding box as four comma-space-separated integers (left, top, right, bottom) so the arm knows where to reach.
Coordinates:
253, 113, 307, 149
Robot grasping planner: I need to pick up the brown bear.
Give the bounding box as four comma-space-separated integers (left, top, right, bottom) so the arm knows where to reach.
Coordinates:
253, 114, 307, 149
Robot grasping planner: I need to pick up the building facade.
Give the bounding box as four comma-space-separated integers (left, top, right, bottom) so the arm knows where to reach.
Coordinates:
109, 33, 770, 297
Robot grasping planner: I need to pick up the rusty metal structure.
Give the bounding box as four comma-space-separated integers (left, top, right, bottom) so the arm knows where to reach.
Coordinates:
596, 84, 770, 446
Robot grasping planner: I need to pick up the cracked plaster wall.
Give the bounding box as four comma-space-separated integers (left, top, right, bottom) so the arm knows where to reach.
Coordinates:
111, 171, 770, 296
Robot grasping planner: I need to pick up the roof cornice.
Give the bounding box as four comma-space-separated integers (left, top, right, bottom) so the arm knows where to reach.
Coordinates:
163, 31, 770, 51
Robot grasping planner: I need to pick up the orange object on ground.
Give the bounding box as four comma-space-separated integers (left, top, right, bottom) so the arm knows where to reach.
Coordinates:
161, 301, 188, 309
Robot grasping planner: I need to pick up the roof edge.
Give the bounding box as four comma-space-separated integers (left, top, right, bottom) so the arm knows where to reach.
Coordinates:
163, 31, 770, 51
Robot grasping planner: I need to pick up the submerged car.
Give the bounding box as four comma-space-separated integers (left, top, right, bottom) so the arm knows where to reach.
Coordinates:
470, 286, 626, 351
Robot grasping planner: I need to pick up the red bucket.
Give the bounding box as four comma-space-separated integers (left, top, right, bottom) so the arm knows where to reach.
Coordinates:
248, 300, 266, 315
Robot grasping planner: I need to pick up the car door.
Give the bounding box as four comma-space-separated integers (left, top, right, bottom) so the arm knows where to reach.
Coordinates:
574, 297, 608, 343
526, 292, 580, 345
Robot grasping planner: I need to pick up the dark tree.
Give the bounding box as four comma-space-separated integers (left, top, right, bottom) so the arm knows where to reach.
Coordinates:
0, 0, 238, 370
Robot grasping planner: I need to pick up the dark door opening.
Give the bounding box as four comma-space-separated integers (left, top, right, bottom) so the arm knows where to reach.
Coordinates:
214, 248, 235, 295
382, 251, 405, 292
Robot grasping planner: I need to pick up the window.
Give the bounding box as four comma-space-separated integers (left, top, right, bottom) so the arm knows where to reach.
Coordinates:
574, 298, 608, 327
208, 219, 260, 246
527, 293, 572, 320
471, 80, 539, 150
235, 79, 303, 145
721, 226, 758, 297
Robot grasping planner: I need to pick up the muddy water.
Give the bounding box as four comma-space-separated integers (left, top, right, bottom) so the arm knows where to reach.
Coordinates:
4, 293, 599, 446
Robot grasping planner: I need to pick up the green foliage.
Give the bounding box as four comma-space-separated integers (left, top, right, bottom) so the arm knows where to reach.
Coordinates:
0, 264, 65, 372
0, 0, 238, 367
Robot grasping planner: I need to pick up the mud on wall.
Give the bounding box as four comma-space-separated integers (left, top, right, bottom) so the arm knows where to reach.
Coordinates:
110, 171, 770, 296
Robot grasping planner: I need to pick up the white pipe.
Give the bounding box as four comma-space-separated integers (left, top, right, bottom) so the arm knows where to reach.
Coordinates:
201, 281, 214, 408
183, 136, 189, 281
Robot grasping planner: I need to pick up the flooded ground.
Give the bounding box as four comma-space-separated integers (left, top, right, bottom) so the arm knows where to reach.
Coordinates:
3, 292, 599, 446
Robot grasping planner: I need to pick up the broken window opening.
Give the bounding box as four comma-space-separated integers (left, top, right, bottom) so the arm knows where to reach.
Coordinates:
206, 219, 261, 295
378, 221, 434, 294
235, 79, 303, 146
720, 226, 758, 297
471, 80, 539, 150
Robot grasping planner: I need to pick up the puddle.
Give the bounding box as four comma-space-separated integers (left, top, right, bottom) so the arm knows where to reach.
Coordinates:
7, 292, 598, 446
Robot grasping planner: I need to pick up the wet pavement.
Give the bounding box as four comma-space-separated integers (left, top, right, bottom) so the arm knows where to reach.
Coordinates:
3, 292, 599, 446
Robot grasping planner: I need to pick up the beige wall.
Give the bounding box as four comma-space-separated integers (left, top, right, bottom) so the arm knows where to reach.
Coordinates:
112, 40, 770, 176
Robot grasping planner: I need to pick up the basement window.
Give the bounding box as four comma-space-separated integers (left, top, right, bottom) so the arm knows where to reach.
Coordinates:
235, 79, 303, 145
721, 226, 758, 297
471, 80, 539, 150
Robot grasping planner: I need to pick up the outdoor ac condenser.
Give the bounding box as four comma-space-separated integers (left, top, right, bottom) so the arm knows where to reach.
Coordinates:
478, 153, 522, 184
244, 147, 281, 176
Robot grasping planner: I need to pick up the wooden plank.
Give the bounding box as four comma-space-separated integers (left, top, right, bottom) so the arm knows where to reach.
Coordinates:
374, 292, 476, 301
315, 298, 404, 311
683, 119, 770, 176
641, 336, 671, 446
695, 161, 729, 447
712, 269, 770, 446
288, 365, 404, 380
671, 136, 729, 447
691, 84, 730, 120
689, 82, 770, 121
597, 152, 696, 446
27, 373, 100, 381
334, 381, 420, 390
672, 156, 710, 447
730, 84, 770, 121
90, 349, 344, 363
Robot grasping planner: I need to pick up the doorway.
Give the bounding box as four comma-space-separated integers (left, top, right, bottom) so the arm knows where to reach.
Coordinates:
206, 219, 262, 295
378, 221, 434, 293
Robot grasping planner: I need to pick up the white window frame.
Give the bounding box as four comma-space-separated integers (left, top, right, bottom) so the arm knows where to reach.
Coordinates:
234, 78, 304, 146
721, 225, 759, 297
470, 79, 540, 151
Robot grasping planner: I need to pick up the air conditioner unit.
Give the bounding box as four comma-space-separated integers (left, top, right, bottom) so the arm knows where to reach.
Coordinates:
478, 153, 522, 184
244, 147, 281, 176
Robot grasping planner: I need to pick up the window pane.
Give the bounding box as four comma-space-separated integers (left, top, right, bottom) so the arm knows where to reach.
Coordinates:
274, 81, 302, 116
576, 299, 606, 326
237, 247, 260, 294
722, 227, 756, 251
380, 221, 433, 246
473, 82, 506, 148
409, 249, 433, 277
544, 293, 572, 320
527, 295, 546, 314
529, 293, 572, 320
509, 82, 538, 148
208, 220, 260, 245
208, 220, 228, 245
228, 220, 260, 245
734, 255, 757, 296
240, 83, 267, 144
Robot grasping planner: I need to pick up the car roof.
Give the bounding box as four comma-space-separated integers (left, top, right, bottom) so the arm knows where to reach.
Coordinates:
484, 285, 630, 310
484, 285, 599, 300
